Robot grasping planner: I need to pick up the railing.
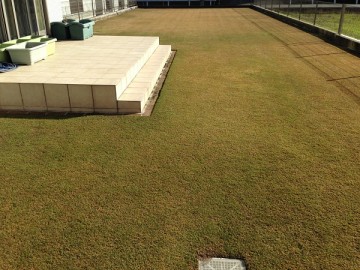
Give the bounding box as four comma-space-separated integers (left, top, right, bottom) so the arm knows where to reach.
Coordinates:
63, 0, 137, 20
253, 0, 360, 40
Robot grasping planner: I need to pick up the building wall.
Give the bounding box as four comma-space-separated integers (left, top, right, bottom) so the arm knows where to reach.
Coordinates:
66, 0, 131, 17
56, 0, 132, 20
45, 0, 63, 22
83, 0, 95, 12
0, 0, 50, 41
61, 0, 71, 16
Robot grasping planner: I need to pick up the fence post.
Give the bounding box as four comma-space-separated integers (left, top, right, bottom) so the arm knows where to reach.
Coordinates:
338, 4, 346, 35
271, 0, 274, 10
92, 0, 95, 17
299, 0, 303, 20
287, 0, 291, 16
313, 0, 319, 25
77, 0, 81, 20
279, 0, 281, 13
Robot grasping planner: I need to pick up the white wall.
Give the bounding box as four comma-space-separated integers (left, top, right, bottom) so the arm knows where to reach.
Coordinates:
83, 0, 95, 12
47, 0, 131, 21
61, 0, 71, 16
45, 0, 64, 22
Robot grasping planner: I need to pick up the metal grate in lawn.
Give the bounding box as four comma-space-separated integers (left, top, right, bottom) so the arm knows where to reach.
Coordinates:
199, 258, 246, 270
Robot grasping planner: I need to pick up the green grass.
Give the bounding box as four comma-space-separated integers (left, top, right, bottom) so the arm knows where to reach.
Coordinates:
284, 11, 360, 39
1, 8, 360, 270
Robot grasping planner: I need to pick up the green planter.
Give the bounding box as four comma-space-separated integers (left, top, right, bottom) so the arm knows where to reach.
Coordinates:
68, 19, 95, 40
51, 22, 71, 40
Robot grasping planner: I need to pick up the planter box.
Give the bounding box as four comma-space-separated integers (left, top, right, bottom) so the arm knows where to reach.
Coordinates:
0, 43, 15, 62
39, 38, 57, 56
51, 22, 71, 40
69, 19, 95, 40
17, 35, 47, 43
17, 36, 55, 57
3, 39, 26, 45
7, 42, 47, 65
0, 36, 54, 63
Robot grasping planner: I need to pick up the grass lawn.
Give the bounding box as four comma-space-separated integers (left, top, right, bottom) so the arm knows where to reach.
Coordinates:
285, 11, 360, 39
1, 8, 360, 270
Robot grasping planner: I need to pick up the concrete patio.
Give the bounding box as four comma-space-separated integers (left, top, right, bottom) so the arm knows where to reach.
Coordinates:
0, 35, 171, 114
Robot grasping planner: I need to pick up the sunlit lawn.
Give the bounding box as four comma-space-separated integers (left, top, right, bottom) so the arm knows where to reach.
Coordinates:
0, 8, 359, 270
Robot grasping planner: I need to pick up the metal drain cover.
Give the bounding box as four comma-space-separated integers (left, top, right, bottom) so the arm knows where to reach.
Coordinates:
199, 258, 246, 270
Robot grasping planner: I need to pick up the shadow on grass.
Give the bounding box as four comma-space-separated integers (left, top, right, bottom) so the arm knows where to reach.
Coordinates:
0, 111, 92, 120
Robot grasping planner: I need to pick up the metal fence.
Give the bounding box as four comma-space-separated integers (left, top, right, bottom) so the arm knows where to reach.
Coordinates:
253, 0, 360, 40
63, 0, 137, 20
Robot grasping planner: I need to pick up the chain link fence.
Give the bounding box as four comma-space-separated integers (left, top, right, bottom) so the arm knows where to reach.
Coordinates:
253, 0, 360, 40
62, 0, 137, 20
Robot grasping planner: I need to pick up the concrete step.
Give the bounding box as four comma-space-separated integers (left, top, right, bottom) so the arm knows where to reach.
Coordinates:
114, 37, 159, 98
117, 45, 171, 114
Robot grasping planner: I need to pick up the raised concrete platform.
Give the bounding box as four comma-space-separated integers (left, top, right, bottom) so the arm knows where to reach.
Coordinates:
118, 45, 171, 114
0, 35, 171, 114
